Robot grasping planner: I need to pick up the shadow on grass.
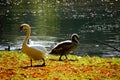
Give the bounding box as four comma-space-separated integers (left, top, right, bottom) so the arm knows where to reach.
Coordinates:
49, 58, 78, 62
49, 58, 59, 61
20, 65, 46, 69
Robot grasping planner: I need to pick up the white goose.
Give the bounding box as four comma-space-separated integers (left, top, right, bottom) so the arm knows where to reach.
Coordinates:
20, 24, 48, 67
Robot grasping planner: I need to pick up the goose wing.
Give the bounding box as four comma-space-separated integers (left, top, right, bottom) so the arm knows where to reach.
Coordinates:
28, 45, 48, 58
50, 40, 77, 54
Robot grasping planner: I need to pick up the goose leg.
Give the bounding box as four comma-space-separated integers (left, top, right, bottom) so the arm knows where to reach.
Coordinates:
41, 58, 45, 66
30, 59, 32, 67
65, 54, 68, 59
59, 54, 63, 61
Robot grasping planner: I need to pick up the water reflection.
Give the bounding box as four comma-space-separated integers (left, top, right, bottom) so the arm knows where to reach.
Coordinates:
0, 0, 120, 57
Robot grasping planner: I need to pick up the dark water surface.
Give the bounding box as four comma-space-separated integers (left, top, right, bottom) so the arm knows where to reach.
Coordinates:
0, 0, 120, 57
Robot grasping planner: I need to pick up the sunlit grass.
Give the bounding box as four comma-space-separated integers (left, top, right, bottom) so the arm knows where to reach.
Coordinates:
0, 51, 120, 80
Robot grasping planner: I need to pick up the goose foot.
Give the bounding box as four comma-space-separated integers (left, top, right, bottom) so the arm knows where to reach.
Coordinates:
41, 58, 46, 66
34, 64, 45, 67
65, 54, 68, 60
34, 58, 46, 67
59, 54, 63, 61
34, 62, 45, 67
59, 58, 63, 61
30, 59, 33, 67
41, 62, 45, 66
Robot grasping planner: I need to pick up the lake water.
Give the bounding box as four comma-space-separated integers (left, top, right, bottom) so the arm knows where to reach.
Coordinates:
0, 0, 120, 57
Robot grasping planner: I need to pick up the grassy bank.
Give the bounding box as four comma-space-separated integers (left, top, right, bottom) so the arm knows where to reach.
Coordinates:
0, 51, 120, 80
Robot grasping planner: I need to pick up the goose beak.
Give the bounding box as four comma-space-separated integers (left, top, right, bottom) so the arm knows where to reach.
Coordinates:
19, 26, 23, 32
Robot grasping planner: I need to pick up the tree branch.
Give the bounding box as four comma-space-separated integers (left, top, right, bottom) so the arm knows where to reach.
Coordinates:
94, 40, 120, 52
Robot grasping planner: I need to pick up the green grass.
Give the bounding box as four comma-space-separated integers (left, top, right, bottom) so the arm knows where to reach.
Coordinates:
0, 51, 120, 80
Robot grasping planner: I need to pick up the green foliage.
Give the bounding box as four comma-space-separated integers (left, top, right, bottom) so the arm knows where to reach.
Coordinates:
0, 51, 120, 80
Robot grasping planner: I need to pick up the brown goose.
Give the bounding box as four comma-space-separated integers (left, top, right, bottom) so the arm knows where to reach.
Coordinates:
49, 33, 79, 61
